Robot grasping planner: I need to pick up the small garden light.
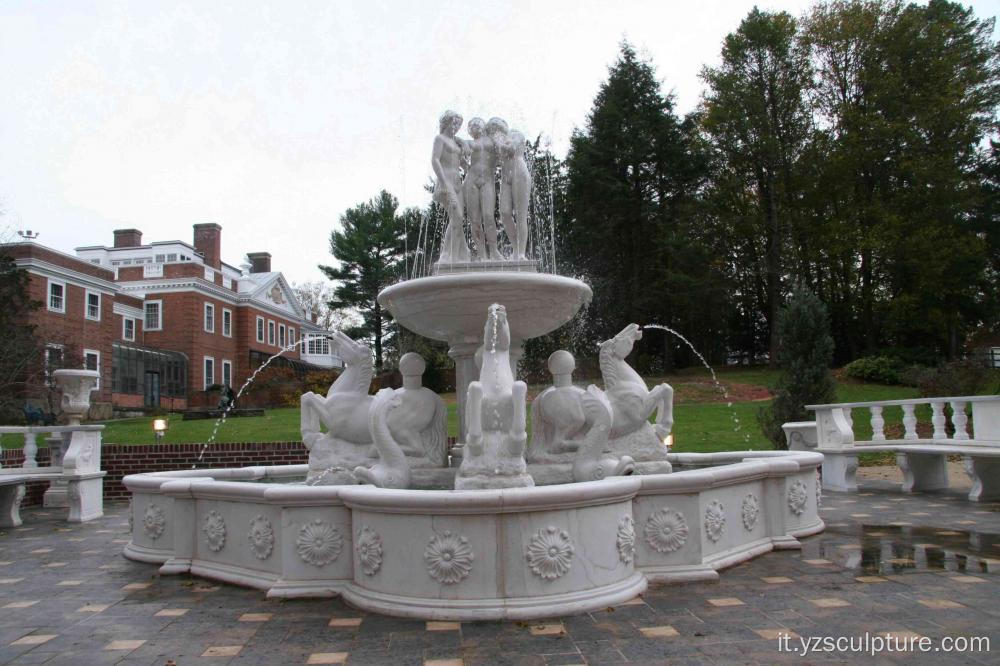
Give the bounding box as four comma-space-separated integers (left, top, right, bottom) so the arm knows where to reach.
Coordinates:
153, 418, 168, 441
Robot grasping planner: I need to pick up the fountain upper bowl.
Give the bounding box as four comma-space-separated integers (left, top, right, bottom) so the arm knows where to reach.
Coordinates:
378, 272, 592, 343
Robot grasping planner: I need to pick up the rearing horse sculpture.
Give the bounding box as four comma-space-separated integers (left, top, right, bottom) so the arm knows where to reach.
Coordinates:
300, 332, 446, 485
599, 324, 674, 463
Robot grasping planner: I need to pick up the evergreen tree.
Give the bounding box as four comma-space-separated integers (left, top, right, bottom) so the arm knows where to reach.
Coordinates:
758, 284, 837, 449
319, 190, 412, 370
0, 246, 42, 421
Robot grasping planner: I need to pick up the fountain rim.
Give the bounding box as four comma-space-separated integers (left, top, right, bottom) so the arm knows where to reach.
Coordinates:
378, 271, 593, 306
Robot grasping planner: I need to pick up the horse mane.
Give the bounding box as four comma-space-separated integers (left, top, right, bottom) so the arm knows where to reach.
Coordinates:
599, 338, 620, 388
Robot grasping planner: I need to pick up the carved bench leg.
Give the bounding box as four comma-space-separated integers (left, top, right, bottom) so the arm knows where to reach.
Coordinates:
897, 452, 948, 493
66, 478, 104, 523
0, 485, 25, 528
821, 452, 858, 492
965, 456, 1000, 502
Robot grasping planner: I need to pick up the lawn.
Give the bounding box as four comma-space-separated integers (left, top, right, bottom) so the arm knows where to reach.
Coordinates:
30, 367, 926, 452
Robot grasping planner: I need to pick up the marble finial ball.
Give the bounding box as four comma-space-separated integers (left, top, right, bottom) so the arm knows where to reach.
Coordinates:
547, 350, 575, 376
399, 352, 425, 377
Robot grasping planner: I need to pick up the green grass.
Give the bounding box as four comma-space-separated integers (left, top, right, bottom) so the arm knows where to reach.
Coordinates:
1, 368, 932, 453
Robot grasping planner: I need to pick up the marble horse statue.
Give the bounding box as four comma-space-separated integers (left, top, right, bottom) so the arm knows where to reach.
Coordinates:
354, 388, 410, 489
600, 324, 675, 467
300, 333, 446, 485
529, 350, 635, 481
456, 304, 534, 490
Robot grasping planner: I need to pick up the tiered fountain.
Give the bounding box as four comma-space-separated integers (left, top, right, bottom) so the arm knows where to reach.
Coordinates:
124, 111, 823, 619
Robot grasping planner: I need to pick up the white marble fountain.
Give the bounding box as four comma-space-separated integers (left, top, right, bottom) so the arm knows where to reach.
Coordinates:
124, 111, 823, 620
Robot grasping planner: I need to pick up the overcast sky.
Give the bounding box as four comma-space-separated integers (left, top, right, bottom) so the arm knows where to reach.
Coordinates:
1, 0, 996, 283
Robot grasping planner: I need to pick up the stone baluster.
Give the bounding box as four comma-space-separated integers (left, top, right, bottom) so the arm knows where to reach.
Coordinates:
844, 407, 853, 430
22, 431, 38, 469
902, 403, 918, 440
950, 401, 969, 440
870, 406, 886, 441
930, 402, 947, 440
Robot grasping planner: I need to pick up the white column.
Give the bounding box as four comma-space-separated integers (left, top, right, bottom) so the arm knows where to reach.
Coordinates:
902, 403, 918, 440
870, 406, 886, 441
22, 432, 38, 468
930, 402, 947, 440
950, 401, 969, 440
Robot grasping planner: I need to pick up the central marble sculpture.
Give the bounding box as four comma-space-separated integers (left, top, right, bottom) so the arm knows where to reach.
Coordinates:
300, 334, 446, 485
455, 304, 534, 489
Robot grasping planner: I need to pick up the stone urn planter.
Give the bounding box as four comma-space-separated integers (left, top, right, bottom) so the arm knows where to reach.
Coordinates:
52, 369, 99, 425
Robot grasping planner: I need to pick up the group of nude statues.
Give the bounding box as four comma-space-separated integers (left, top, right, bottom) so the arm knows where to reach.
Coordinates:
300, 309, 674, 490
432, 111, 532, 263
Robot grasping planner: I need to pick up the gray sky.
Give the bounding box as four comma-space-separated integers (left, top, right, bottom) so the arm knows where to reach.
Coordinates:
2, 0, 997, 283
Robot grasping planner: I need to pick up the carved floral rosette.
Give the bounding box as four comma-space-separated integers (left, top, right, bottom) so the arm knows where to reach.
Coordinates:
202, 510, 226, 552
788, 481, 808, 516
356, 526, 383, 576
143, 504, 165, 540
247, 515, 275, 560
616, 516, 636, 565
741, 494, 760, 532
526, 526, 574, 580
704, 500, 725, 543
424, 531, 474, 584
644, 508, 688, 553
296, 520, 343, 566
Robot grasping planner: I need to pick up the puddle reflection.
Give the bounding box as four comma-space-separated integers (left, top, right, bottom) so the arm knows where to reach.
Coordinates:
821, 524, 1000, 575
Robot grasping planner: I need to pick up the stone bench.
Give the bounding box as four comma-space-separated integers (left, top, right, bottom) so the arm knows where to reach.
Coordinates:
794, 395, 1000, 502
0, 469, 107, 527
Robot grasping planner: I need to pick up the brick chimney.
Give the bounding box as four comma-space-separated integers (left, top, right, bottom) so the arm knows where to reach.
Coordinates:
113, 229, 142, 248
193, 223, 222, 270
247, 252, 271, 273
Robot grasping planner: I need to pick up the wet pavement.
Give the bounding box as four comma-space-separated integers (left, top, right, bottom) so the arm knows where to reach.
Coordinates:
0, 481, 997, 664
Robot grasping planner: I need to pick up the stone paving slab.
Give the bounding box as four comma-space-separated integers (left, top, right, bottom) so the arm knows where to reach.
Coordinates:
0, 483, 997, 664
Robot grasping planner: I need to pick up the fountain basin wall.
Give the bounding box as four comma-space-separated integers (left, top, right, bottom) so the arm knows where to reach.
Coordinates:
123, 451, 823, 620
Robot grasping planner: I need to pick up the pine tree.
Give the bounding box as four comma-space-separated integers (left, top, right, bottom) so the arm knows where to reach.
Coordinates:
758, 284, 837, 449
319, 190, 411, 371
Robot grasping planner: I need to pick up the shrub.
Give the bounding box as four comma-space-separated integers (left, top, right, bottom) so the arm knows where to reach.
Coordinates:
914, 359, 995, 398
843, 356, 906, 385
758, 284, 837, 449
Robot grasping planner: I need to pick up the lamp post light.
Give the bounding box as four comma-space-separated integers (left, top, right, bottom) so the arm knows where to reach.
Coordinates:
153, 418, 168, 442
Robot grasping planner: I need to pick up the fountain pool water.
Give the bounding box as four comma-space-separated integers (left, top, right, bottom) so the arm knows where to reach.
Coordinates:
123, 110, 823, 620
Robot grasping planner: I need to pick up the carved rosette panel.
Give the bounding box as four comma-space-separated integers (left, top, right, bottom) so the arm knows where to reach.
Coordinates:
356, 526, 383, 576
424, 531, 474, 584
704, 500, 725, 543
788, 481, 808, 516
815, 470, 822, 509
296, 520, 343, 567
741, 494, 759, 531
247, 515, 275, 560
526, 526, 574, 580
616, 516, 636, 565
644, 508, 688, 553
202, 511, 226, 553
143, 504, 165, 540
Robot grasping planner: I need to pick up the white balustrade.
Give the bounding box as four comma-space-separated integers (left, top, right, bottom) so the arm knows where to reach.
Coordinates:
931, 402, 947, 439
901, 403, 918, 440
870, 405, 886, 441
951, 401, 969, 440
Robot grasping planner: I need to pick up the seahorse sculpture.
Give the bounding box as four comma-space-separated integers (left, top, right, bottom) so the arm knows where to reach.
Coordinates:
571, 386, 635, 482
354, 388, 411, 489
456, 304, 534, 490
299, 333, 445, 485
599, 324, 675, 464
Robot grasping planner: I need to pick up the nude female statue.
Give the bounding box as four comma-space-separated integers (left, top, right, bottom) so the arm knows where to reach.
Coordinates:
432, 110, 470, 263
462, 118, 499, 260
498, 128, 531, 261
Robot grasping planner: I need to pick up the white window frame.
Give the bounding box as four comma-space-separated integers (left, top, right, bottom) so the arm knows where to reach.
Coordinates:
289, 328, 295, 347
268, 320, 275, 346
122, 317, 136, 342
83, 349, 100, 389
204, 302, 215, 333
85, 290, 101, 321
279, 323, 286, 348
145, 300, 163, 331
256, 316, 265, 343
222, 308, 232, 338
47, 279, 66, 313
204, 356, 215, 390
222, 359, 232, 388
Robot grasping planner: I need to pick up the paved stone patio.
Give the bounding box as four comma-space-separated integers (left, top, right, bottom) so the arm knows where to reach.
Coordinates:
0, 482, 997, 665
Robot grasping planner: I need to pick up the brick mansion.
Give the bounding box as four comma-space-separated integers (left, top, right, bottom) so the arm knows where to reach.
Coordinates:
5, 224, 341, 416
